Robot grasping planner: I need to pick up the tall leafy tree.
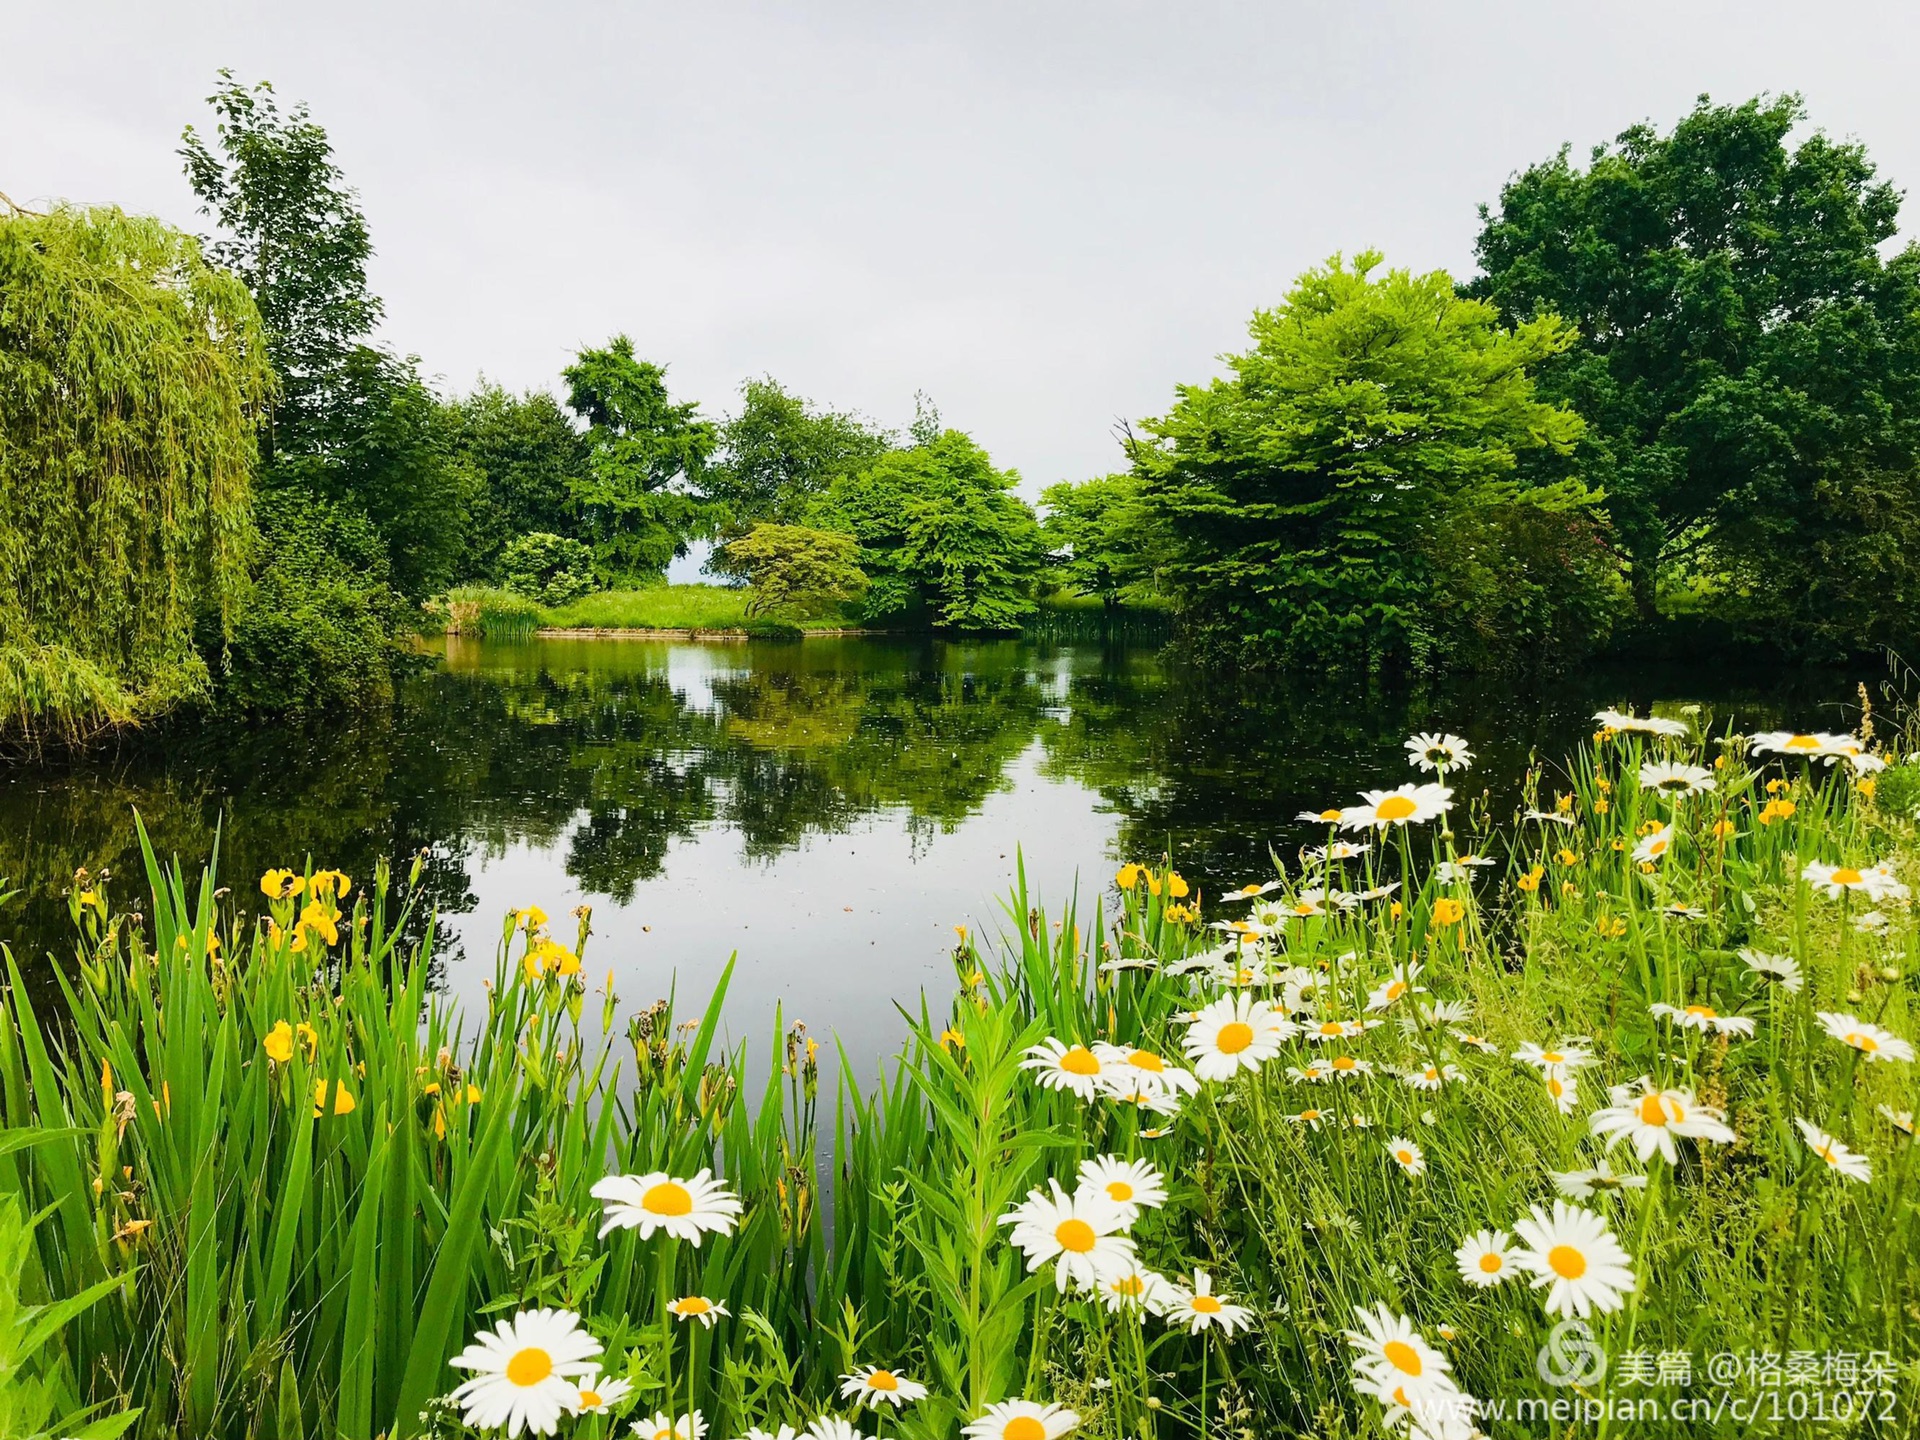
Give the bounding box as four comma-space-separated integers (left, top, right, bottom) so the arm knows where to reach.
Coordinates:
706, 377, 891, 528
447, 384, 589, 576
563, 337, 718, 582
1039, 473, 1158, 605
1136, 252, 1603, 670
1470, 93, 1920, 648
180, 72, 379, 458
0, 203, 272, 738
814, 430, 1046, 630
183, 73, 477, 606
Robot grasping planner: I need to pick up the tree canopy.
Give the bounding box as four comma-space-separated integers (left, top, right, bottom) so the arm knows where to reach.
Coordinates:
814, 430, 1046, 631
1470, 92, 1920, 650
706, 377, 891, 530
0, 203, 272, 739
563, 336, 718, 583
1136, 252, 1605, 669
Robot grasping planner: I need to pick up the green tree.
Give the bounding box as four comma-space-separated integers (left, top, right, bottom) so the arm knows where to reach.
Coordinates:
1039, 473, 1157, 605
0, 202, 271, 740
499, 532, 599, 606
563, 336, 718, 582
814, 430, 1046, 630
1470, 93, 1920, 649
1136, 252, 1603, 669
448, 385, 588, 575
706, 377, 891, 528
720, 524, 868, 618
180, 71, 379, 458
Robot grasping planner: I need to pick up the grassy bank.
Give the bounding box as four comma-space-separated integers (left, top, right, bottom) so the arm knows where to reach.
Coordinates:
441, 586, 858, 639
2, 717, 1916, 1437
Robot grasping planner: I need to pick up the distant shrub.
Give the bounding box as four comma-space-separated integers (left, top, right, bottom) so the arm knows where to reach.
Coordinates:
719, 523, 867, 619
444, 585, 544, 639
499, 531, 600, 606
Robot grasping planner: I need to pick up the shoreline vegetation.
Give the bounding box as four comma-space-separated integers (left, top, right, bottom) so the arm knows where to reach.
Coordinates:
3, 710, 1916, 1437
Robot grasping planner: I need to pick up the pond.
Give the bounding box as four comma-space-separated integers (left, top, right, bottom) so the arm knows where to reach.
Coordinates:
0, 635, 1869, 1072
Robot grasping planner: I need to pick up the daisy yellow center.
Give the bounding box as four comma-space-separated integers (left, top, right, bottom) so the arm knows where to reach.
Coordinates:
1548, 1078, 1566, 1098
1191, 1294, 1223, 1314
1319, 1022, 1344, 1037
1686, 1005, 1717, 1019
1385, 982, 1407, 1000
1127, 1050, 1165, 1071
1059, 1047, 1101, 1076
1377, 796, 1418, 821
1333, 1056, 1357, 1071
1847, 1032, 1879, 1053
1542, 1050, 1564, 1063
643, 1182, 694, 1216
1396, 1149, 1414, 1164
1055, 1219, 1098, 1253
579, 1390, 604, 1409
1319, 808, 1342, 821
675, 1297, 711, 1314
1106, 1180, 1134, 1202
505, 1346, 553, 1386
1216, 1022, 1255, 1054
866, 1370, 900, 1391
1114, 1275, 1145, 1296
1547, 1245, 1587, 1279
1636, 1095, 1671, 1126
1817, 1143, 1838, 1163
1478, 1251, 1503, 1273
1785, 735, 1820, 751
1832, 868, 1863, 886
1003, 1419, 1047, 1440
1382, 1340, 1423, 1376
1300, 1110, 1321, 1121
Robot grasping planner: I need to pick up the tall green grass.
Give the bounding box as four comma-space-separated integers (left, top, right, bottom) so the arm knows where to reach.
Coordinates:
0, 716, 1915, 1438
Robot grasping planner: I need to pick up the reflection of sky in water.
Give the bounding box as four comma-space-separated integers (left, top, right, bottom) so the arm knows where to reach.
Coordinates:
0, 635, 1872, 1075
441, 741, 1120, 1080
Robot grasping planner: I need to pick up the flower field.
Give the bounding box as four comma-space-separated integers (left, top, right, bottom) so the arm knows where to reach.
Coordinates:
2, 708, 1917, 1439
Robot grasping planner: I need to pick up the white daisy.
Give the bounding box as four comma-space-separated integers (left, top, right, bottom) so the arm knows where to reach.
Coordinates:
1288, 1059, 1334, 1084
1454, 1229, 1516, 1287
1345, 1303, 1456, 1403
1639, 760, 1716, 796
1588, 1078, 1735, 1164
1166, 1269, 1254, 1335
1595, 708, 1690, 738
564, 1368, 633, 1416
801, 1422, 868, 1440
1524, 809, 1579, 827
1512, 1041, 1593, 1078
1076, 1155, 1167, 1220
1631, 824, 1675, 864
665, 1296, 728, 1328
448, 1308, 603, 1438
1512, 1201, 1636, 1318
636, 1412, 707, 1440
1020, 1038, 1112, 1099
962, 1400, 1081, 1440
1406, 733, 1475, 773
1304, 1017, 1382, 1044
1221, 878, 1284, 900
1366, 963, 1426, 1013
1095, 1261, 1178, 1317
840, 1365, 930, 1408
1450, 1030, 1500, 1054
1795, 1118, 1872, 1183
1738, 949, 1803, 993
1816, 1012, 1914, 1062
1551, 1158, 1648, 1199
998, 1180, 1135, 1291
1401, 1062, 1462, 1091
1802, 860, 1908, 903
1182, 994, 1294, 1081
1339, 783, 1453, 832
1876, 1104, 1915, 1136
1297, 807, 1347, 824
1385, 1137, 1426, 1177
1544, 1071, 1580, 1117
1648, 1002, 1756, 1037
1091, 1043, 1200, 1097
591, 1169, 741, 1244
1749, 730, 1855, 763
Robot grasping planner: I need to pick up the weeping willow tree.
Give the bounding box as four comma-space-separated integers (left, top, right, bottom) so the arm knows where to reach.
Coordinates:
0, 200, 272, 742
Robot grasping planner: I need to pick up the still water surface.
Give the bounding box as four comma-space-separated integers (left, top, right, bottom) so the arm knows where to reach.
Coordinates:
0, 636, 1863, 1069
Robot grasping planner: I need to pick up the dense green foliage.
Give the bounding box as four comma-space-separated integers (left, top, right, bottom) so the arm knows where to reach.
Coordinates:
1470, 93, 1920, 652
446, 386, 588, 577
720, 524, 868, 618
498, 532, 600, 607
1038, 473, 1154, 606
705, 377, 891, 529
815, 431, 1047, 630
1131, 253, 1612, 669
563, 337, 718, 584
0, 203, 271, 741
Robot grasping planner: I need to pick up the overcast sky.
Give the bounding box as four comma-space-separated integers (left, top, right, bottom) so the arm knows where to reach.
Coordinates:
10, 2, 1920, 499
